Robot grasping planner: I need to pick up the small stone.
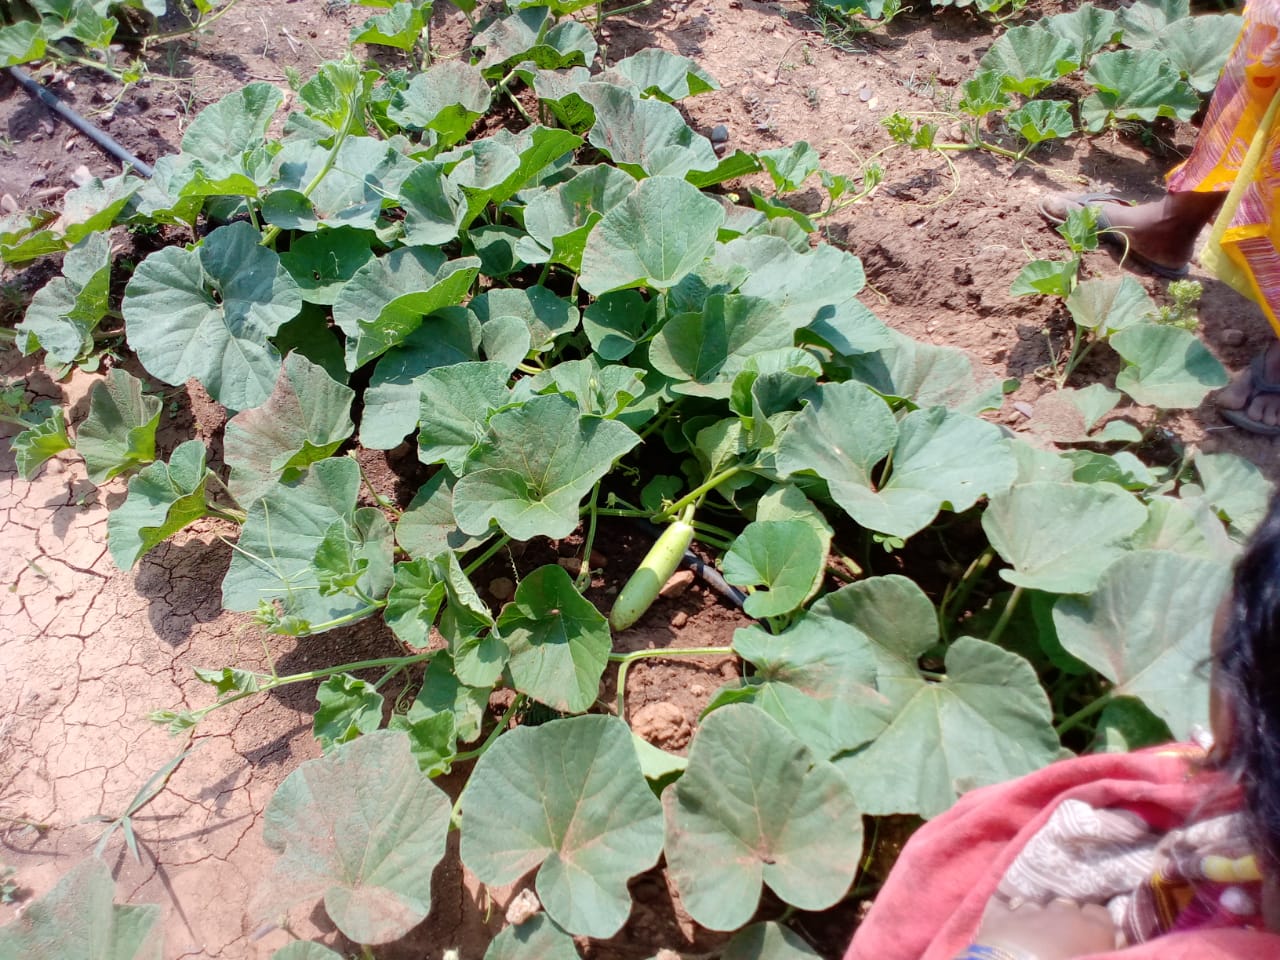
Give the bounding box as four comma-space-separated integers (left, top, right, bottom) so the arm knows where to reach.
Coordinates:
0, 194, 17, 214
838, 87, 852, 96
631, 701, 692, 750
557, 556, 582, 576
690, 684, 705, 696
71, 164, 93, 187
505, 889, 542, 926
488, 577, 515, 601
1221, 329, 1246, 347
762, 20, 776, 31
1013, 401, 1035, 419
866, 96, 878, 110
671, 610, 689, 629
659, 569, 695, 599
655, 951, 682, 960
710, 124, 729, 143
859, 86, 873, 102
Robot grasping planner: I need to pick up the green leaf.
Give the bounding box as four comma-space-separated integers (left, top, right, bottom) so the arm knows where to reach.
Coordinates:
981, 481, 1147, 594
1155, 15, 1241, 92
0, 22, 46, 67
732, 610, 890, 757
582, 82, 719, 179
1194, 449, 1273, 538
722, 922, 822, 960
834, 636, 1059, 817
1066, 275, 1155, 334
279, 227, 377, 306
449, 126, 584, 228
59, 175, 139, 246
1043, 4, 1120, 67
178, 81, 283, 196
844, 327, 1002, 414
1092, 697, 1174, 753
1010, 258, 1077, 298
416, 360, 512, 473
978, 25, 1074, 97
350, 1, 424, 49
433, 552, 507, 687
224, 353, 355, 506
222, 457, 393, 630
193, 665, 262, 696
384, 557, 446, 648
495, 565, 610, 713
607, 48, 717, 101
1118, 0, 1189, 49
388, 61, 492, 145
958, 70, 1012, 118
1054, 551, 1230, 735
0, 857, 160, 960
472, 285, 578, 355
722, 520, 824, 618
123, 221, 300, 413
581, 289, 654, 361
579, 176, 724, 295
526, 357, 646, 419
1111, 322, 1228, 409
461, 715, 664, 937
15, 231, 112, 365
758, 142, 820, 193
395, 471, 491, 560
313, 673, 385, 750
484, 915, 581, 960
256, 730, 452, 944
76, 368, 163, 483
1007, 100, 1074, 147
271, 944, 346, 960
1127, 495, 1233, 560
107, 441, 214, 570
332, 246, 480, 369
269, 137, 417, 231
453, 395, 641, 540
1081, 50, 1201, 132
665, 703, 862, 930
473, 8, 597, 74
362, 306, 482, 449
11, 406, 73, 481
397, 161, 465, 246
518, 165, 636, 273
1026, 384, 1126, 444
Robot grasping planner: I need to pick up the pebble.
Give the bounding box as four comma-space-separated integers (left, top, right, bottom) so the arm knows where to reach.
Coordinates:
505, 889, 541, 926
1013, 401, 1035, 419
710, 124, 729, 143
488, 577, 515, 601
71, 164, 93, 187
671, 611, 689, 629
0, 194, 17, 214
659, 569, 695, 599
690, 684, 705, 696
858, 86, 873, 102
838, 87, 852, 96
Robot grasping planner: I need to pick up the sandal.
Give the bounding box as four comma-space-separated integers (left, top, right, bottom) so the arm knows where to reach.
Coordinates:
1035, 192, 1191, 280
1220, 354, 1280, 436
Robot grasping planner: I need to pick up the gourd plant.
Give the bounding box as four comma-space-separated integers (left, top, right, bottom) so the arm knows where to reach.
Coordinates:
2, 2, 1274, 956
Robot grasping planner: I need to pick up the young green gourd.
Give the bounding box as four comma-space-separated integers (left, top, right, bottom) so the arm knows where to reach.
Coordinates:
609, 507, 696, 631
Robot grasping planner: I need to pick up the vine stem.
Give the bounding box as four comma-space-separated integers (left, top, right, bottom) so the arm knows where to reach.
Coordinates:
940, 546, 994, 639
1055, 691, 1113, 737
463, 535, 512, 577
453, 694, 525, 765
658, 465, 744, 520
986, 585, 1024, 647
140, 0, 250, 46
611, 646, 733, 719
576, 481, 602, 591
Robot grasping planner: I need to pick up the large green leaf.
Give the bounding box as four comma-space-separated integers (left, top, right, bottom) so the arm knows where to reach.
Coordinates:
256, 731, 452, 945
312, 673, 384, 751
473, 8, 596, 75
1111, 322, 1228, 409
448, 127, 584, 228
1194, 449, 1273, 538
107, 441, 215, 570
1118, 0, 1189, 49
516, 164, 636, 272
1053, 551, 1230, 735
978, 25, 1074, 97
731, 609, 891, 758
278, 227, 377, 307
844, 327, 1002, 414
178, 81, 282, 196
471, 285, 579, 355
267, 137, 417, 231
460, 715, 664, 937
395, 472, 491, 560
665, 703, 862, 930
0, 857, 160, 960
224, 353, 355, 506
607, 48, 717, 102
387, 61, 492, 146
1154, 14, 1241, 91
835, 636, 1059, 817
15, 231, 112, 366
495, 564, 611, 713
361, 306, 482, 449
75, 368, 162, 484
416, 360, 512, 473
579, 176, 724, 295
582, 82, 719, 179
722, 520, 824, 618
123, 221, 301, 413
332, 246, 481, 370
722, 922, 822, 960
981, 482, 1147, 594
453, 395, 640, 540
1066, 275, 1155, 335
0, 22, 46, 68
11, 406, 73, 480
1044, 4, 1120, 67
484, 915, 581, 960
1081, 50, 1200, 132
222, 457, 393, 631
350, 1, 425, 51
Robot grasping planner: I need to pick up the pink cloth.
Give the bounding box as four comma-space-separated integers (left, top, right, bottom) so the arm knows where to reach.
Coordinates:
843, 748, 1280, 960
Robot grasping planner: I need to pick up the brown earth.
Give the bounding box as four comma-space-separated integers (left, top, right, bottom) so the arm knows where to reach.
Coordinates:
2, 0, 1279, 958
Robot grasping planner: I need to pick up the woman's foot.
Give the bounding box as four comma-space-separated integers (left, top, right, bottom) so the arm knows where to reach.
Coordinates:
1038, 191, 1224, 276
1218, 343, 1280, 434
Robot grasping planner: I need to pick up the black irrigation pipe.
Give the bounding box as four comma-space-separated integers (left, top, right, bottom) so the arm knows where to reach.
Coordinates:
625, 518, 748, 611
8, 65, 154, 178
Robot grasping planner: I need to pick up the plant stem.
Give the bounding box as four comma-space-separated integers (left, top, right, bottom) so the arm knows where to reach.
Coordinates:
577, 482, 601, 591
598, 0, 655, 21
611, 646, 733, 718
454, 694, 526, 764
295, 602, 387, 634
986, 586, 1024, 647
940, 546, 994, 638
659, 465, 744, 519
463, 535, 512, 577
353, 454, 403, 518
141, 0, 249, 45
1055, 691, 1113, 737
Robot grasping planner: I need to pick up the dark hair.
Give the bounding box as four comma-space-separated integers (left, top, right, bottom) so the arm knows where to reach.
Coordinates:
1215, 492, 1280, 871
